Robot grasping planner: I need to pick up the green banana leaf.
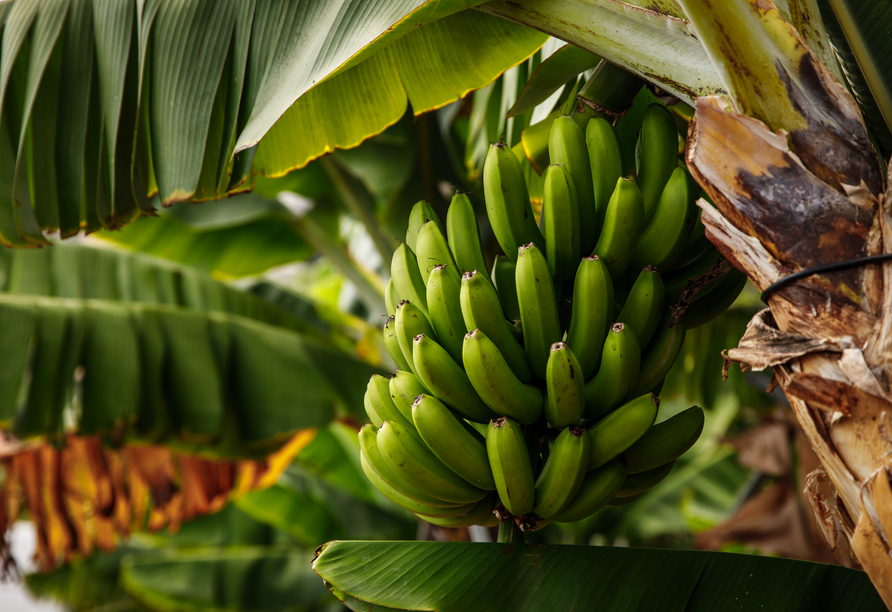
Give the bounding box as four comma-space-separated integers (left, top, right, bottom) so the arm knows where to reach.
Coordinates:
314, 541, 885, 611
0, 0, 545, 245
507, 43, 601, 118
0, 243, 381, 457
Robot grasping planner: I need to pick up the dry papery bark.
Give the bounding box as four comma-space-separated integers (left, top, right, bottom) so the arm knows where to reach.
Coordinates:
0, 430, 313, 573
686, 37, 892, 606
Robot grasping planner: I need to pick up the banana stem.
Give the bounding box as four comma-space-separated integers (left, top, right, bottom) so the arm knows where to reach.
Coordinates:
497, 520, 525, 544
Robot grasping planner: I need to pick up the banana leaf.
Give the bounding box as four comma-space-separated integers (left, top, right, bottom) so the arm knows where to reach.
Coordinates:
314, 541, 885, 611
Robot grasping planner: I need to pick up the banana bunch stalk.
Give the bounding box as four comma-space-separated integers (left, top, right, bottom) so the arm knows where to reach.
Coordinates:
361, 103, 742, 534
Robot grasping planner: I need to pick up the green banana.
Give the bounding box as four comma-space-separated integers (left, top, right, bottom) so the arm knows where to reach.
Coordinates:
618, 265, 665, 349
490, 255, 521, 321
681, 269, 747, 331
615, 460, 675, 497
586, 117, 623, 233
637, 103, 679, 225
461, 270, 532, 383
663, 247, 722, 305
487, 416, 536, 516
516, 243, 562, 380
415, 220, 458, 286
421, 493, 498, 528
606, 492, 642, 507
483, 142, 543, 263
625, 167, 696, 279
540, 164, 581, 279
462, 329, 543, 425
412, 394, 496, 490
406, 200, 442, 253
622, 406, 704, 473
377, 420, 487, 504
446, 192, 489, 277
383, 315, 412, 373
412, 333, 496, 423
668, 207, 711, 272
385, 278, 398, 316
426, 264, 466, 364
365, 374, 414, 432
532, 426, 590, 518
592, 178, 645, 280
631, 314, 685, 397
395, 300, 436, 377
584, 323, 641, 421
565, 255, 614, 381
360, 452, 479, 517
548, 116, 595, 253
587, 393, 659, 471
359, 424, 462, 508
391, 244, 429, 319
544, 343, 585, 429
552, 458, 627, 523
389, 369, 428, 422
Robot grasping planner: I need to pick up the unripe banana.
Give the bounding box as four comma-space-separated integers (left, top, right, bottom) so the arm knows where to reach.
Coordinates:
461, 270, 532, 383
446, 192, 489, 277
406, 200, 442, 253
548, 116, 595, 253
584, 323, 641, 421
490, 255, 521, 322
532, 426, 590, 518
681, 269, 747, 331
487, 416, 536, 516
618, 265, 665, 349
462, 329, 543, 425
391, 244, 429, 319
552, 458, 626, 523
565, 255, 614, 380
483, 142, 543, 263
631, 314, 685, 397
622, 406, 704, 473
395, 300, 436, 377
366, 375, 414, 432
412, 394, 496, 490
586, 117, 623, 233
670, 209, 711, 272
359, 424, 461, 508
421, 492, 498, 528
415, 220, 458, 286
625, 167, 696, 279
545, 343, 585, 429
516, 243, 562, 380
606, 492, 642, 507
389, 369, 428, 422
587, 393, 659, 471
360, 451, 478, 517
637, 103, 678, 225
412, 333, 496, 423
385, 278, 398, 316
540, 164, 581, 279
377, 420, 487, 504
663, 247, 722, 305
426, 264, 465, 364
384, 315, 412, 373
615, 460, 675, 497
592, 178, 645, 280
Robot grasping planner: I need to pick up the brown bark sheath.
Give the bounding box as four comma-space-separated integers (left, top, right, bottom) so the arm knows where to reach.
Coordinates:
688, 83, 892, 606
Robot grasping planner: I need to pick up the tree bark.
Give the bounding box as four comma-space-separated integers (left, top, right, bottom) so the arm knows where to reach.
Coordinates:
686, 68, 892, 610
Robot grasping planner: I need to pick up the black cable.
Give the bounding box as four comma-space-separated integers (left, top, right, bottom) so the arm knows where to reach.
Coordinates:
760, 253, 892, 303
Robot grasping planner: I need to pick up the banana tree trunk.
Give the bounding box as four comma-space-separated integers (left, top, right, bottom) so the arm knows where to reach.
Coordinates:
681, 4, 892, 605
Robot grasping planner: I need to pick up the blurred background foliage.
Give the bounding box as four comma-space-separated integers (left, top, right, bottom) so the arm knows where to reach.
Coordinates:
3, 38, 853, 612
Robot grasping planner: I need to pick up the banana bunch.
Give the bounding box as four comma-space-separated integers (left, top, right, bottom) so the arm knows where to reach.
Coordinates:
363, 103, 740, 530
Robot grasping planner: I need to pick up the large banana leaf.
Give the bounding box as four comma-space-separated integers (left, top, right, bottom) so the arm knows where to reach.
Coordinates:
0, 243, 381, 455
314, 541, 885, 611
0, 0, 545, 245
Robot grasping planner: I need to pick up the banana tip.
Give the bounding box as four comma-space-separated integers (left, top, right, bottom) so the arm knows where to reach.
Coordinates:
550, 342, 566, 351
611, 322, 625, 332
